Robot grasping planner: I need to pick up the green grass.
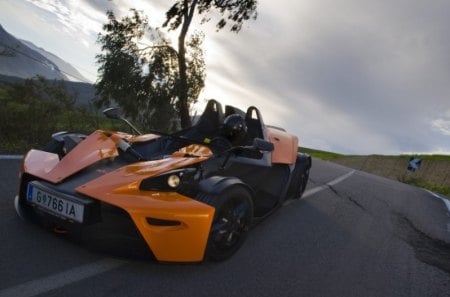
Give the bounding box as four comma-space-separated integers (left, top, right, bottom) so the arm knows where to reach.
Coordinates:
299, 147, 345, 160
402, 178, 450, 197
400, 154, 450, 161
299, 147, 450, 197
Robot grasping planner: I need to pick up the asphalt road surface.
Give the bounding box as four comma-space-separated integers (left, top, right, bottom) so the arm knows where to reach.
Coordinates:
1, 157, 450, 297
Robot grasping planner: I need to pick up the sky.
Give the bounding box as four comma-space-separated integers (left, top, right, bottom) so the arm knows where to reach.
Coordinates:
0, 0, 449, 155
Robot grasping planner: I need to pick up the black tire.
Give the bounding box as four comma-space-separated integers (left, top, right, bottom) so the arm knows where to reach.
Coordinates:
287, 154, 311, 199
197, 186, 253, 261
296, 167, 310, 198
14, 195, 30, 221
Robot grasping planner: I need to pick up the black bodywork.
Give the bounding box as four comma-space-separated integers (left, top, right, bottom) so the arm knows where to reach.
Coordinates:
15, 99, 311, 261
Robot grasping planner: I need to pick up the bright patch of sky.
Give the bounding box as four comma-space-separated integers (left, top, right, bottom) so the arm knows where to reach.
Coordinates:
0, 0, 449, 154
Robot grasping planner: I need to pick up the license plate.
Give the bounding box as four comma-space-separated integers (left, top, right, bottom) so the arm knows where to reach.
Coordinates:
26, 184, 84, 223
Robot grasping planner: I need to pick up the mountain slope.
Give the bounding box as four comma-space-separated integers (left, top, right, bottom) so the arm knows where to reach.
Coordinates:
0, 74, 97, 107
0, 24, 67, 80
20, 39, 89, 82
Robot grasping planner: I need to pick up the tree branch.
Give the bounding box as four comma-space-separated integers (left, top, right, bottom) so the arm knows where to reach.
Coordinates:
136, 44, 179, 58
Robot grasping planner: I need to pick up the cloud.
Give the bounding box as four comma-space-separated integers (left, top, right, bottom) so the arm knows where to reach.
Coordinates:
3, 0, 450, 154
431, 118, 450, 136
25, 0, 107, 35
199, 0, 450, 153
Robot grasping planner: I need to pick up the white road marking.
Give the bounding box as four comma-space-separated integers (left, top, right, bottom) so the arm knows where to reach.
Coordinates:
326, 170, 356, 187
425, 189, 450, 213
0, 155, 23, 160
0, 258, 128, 297
284, 170, 355, 206
302, 170, 355, 199
0, 168, 356, 296
301, 185, 328, 198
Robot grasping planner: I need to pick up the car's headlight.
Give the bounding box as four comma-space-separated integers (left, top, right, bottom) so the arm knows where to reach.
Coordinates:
167, 174, 181, 188
139, 168, 197, 191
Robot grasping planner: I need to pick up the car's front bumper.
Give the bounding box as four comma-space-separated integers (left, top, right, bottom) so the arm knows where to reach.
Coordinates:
18, 147, 216, 262
15, 185, 215, 262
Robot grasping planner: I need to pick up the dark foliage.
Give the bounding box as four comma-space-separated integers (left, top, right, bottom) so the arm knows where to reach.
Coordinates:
162, 0, 257, 128
0, 77, 119, 153
95, 9, 205, 133
163, 0, 258, 32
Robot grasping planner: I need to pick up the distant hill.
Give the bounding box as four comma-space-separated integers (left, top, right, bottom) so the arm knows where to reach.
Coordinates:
20, 39, 89, 83
331, 154, 450, 189
0, 24, 90, 82
300, 147, 450, 196
64, 80, 97, 107
0, 74, 97, 107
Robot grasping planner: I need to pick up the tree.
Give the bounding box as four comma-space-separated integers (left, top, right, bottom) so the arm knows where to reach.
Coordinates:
163, 0, 258, 128
0, 77, 101, 152
95, 9, 205, 132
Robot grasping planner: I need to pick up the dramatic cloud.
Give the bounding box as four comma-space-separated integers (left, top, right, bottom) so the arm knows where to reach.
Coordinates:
432, 110, 450, 136
24, 0, 106, 35
197, 0, 450, 154
1, 0, 450, 154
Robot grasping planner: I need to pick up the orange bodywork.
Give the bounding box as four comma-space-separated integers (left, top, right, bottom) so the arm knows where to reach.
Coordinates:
267, 127, 298, 165
24, 130, 119, 183
22, 130, 216, 262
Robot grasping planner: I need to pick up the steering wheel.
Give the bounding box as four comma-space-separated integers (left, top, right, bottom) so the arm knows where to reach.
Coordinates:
210, 136, 233, 153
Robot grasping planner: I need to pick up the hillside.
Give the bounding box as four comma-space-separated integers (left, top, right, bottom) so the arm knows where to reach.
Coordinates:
20, 39, 89, 82
300, 147, 450, 196
0, 24, 67, 80
0, 74, 97, 107
0, 24, 89, 82
333, 155, 449, 187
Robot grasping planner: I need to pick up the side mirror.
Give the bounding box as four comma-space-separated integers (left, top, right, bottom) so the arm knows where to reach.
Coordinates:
220, 138, 273, 169
252, 138, 274, 152
102, 107, 142, 135
103, 107, 121, 120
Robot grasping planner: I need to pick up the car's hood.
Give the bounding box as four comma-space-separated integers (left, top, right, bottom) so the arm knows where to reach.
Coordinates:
22, 130, 212, 185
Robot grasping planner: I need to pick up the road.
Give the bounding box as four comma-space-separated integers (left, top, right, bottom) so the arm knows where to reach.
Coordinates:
1, 157, 450, 297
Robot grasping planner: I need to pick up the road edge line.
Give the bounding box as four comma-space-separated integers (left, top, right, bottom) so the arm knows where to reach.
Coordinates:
425, 189, 450, 213
284, 170, 355, 206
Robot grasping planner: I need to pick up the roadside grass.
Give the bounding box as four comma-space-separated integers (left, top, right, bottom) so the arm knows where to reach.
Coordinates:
299, 147, 344, 160
401, 154, 450, 161
401, 178, 450, 197
301, 147, 450, 197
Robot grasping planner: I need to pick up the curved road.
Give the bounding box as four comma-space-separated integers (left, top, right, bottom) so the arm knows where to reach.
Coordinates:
1, 157, 449, 297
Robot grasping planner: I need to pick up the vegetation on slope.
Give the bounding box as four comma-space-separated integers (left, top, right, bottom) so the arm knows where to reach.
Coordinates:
0, 77, 127, 153
299, 147, 344, 160
301, 147, 450, 197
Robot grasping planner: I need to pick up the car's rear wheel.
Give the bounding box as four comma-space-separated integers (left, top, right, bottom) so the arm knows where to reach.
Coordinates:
297, 168, 310, 197
197, 186, 253, 261
288, 154, 311, 199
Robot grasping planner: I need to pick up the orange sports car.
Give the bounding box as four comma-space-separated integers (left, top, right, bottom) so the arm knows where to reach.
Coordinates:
14, 100, 311, 262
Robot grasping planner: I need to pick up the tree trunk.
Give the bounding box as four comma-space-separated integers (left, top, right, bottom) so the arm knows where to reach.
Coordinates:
176, 0, 197, 129
178, 32, 191, 128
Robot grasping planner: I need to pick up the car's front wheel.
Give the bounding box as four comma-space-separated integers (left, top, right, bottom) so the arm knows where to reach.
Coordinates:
197, 186, 253, 261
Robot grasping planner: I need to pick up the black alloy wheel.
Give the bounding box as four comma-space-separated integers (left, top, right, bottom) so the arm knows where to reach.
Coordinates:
197, 186, 253, 261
